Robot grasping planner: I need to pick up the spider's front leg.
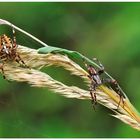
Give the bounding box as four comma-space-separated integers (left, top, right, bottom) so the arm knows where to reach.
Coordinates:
11, 26, 18, 50
93, 58, 105, 75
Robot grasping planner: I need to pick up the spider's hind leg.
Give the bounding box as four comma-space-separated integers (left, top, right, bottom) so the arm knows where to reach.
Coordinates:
0, 62, 5, 79
102, 78, 125, 109
15, 53, 29, 68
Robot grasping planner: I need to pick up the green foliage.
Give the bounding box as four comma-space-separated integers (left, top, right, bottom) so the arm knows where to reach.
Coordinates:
38, 46, 81, 59
0, 2, 140, 138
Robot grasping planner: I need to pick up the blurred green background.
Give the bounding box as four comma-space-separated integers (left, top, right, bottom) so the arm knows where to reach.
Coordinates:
0, 2, 139, 138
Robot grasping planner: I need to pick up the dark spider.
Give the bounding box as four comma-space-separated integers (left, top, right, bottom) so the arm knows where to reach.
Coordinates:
84, 58, 125, 109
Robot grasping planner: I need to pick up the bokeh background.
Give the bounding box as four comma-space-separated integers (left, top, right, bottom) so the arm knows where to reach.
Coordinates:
0, 2, 139, 138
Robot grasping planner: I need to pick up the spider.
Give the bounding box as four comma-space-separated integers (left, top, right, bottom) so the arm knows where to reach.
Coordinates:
84, 58, 125, 109
0, 26, 27, 79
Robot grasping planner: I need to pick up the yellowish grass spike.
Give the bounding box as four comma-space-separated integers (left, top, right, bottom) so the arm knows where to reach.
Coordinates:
2, 45, 140, 131
99, 85, 140, 130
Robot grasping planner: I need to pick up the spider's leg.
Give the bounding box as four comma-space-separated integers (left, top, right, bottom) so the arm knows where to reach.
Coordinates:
11, 25, 18, 50
102, 78, 125, 109
93, 58, 105, 75
15, 53, 29, 68
93, 83, 97, 105
12, 26, 16, 44
90, 81, 98, 109
0, 62, 5, 79
116, 91, 125, 110
15, 53, 24, 64
117, 94, 122, 109
90, 87, 95, 104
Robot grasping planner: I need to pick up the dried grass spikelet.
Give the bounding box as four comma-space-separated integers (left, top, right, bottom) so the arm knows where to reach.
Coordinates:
2, 45, 140, 131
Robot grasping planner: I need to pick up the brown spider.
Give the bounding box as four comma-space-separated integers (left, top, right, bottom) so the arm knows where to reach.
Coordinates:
84, 58, 125, 109
0, 27, 27, 79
